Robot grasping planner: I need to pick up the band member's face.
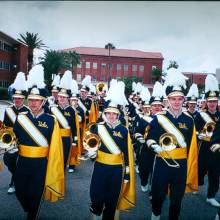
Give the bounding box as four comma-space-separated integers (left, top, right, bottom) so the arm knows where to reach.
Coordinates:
142, 106, 150, 114
28, 99, 43, 113
188, 102, 196, 112
71, 99, 78, 107
80, 90, 88, 99
13, 97, 24, 108
58, 95, 69, 107
168, 96, 184, 112
105, 112, 118, 124
151, 104, 163, 115
207, 100, 218, 112
52, 91, 58, 100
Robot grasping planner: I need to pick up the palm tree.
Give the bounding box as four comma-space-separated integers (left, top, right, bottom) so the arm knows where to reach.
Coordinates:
17, 32, 46, 73
63, 51, 81, 76
105, 43, 116, 87
167, 60, 179, 70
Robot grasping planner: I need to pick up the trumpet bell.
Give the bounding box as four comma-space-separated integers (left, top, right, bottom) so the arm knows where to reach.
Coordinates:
0, 127, 17, 152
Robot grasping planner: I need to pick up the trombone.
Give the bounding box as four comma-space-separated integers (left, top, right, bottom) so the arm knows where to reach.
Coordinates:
158, 133, 180, 168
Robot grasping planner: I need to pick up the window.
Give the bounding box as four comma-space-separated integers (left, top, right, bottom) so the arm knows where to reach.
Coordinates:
77, 62, 82, 68
93, 62, 97, 69
101, 74, 105, 81
86, 62, 90, 69
0, 60, 11, 71
93, 75, 97, 81
0, 60, 3, 69
139, 65, 144, 72
117, 64, 121, 71
124, 64, 128, 71
3, 43, 12, 52
76, 74, 81, 81
101, 63, 106, 69
132, 64, 137, 72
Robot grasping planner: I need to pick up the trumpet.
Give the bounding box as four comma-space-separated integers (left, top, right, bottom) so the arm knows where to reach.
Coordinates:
0, 121, 17, 155
159, 133, 180, 168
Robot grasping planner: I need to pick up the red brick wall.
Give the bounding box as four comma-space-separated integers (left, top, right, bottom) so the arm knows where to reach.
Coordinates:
74, 54, 163, 84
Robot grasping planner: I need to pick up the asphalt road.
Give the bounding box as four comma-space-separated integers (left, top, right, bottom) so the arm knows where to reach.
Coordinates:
0, 158, 219, 220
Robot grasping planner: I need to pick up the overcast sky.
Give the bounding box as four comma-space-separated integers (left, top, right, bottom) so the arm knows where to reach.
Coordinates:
0, 1, 220, 73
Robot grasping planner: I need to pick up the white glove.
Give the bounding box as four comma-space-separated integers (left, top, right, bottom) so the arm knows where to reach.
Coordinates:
137, 137, 145, 144
151, 144, 164, 153
88, 151, 97, 159
210, 144, 220, 152
198, 133, 206, 140
78, 115, 82, 123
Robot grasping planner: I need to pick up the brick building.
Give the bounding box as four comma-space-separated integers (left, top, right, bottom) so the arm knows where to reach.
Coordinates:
0, 31, 28, 88
62, 47, 164, 88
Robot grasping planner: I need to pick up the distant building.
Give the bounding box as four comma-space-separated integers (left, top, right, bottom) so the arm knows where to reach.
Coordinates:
62, 46, 164, 88
0, 31, 28, 88
182, 72, 215, 86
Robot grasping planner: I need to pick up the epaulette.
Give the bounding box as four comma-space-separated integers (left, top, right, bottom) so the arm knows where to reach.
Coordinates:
19, 111, 28, 115
98, 121, 105, 125
155, 110, 166, 115
183, 111, 193, 118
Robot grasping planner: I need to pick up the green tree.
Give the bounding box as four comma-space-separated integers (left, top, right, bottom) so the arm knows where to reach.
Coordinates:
151, 67, 162, 82
63, 51, 80, 76
17, 32, 46, 73
121, 76, 143, 96
40, 50, 65, 89
167, 60, 179, 70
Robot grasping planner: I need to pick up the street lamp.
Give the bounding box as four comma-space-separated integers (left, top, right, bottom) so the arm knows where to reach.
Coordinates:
105, 43, 115, 88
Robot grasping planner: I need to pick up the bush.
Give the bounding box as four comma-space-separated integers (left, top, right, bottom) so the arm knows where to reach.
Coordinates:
0, 87, 10, 100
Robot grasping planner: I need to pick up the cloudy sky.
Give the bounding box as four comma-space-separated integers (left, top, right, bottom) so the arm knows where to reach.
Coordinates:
0, 1, 220, 73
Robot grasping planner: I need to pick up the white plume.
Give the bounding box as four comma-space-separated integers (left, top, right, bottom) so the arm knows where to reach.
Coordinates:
152, 81, 164, 98
52, 74, 60, 87
187, 83, 199, 98
205, 74, 219, 93
27, 64, 45, 88
134, 82, 142, 94
71, 79, 79, 95
140, 86, 151, 102
89, 84, 96, 94
11, 72, 27, 91
164, 68, 188, 89
59, 70, 72, 90
132, 82, 137, 92
81, 75, 91, 87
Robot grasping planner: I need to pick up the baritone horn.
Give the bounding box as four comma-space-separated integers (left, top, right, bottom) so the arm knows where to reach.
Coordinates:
159, 133, 180, 168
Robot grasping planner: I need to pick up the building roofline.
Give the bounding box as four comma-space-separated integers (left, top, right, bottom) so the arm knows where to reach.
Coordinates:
61, 46, 164, 60
0, 31, 25, 46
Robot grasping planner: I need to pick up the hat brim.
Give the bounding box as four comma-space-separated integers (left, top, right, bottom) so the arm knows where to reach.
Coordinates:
104, 107, 120, 114
13, 94, 25, 99
207, 97, 218, 101
168, 91, 184, 97
28, 95, 45, 100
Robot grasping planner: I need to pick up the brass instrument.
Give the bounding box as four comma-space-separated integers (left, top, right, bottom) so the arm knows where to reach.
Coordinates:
0, 121, 17, 155
158, 133, 180, 168
202, 122, 216, 138
80, 122, 101, 160
96, 83, 105, 94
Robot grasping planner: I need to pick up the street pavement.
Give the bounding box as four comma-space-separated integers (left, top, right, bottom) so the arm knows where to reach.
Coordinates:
0, 102, 220, 220
0, 158, 219, 220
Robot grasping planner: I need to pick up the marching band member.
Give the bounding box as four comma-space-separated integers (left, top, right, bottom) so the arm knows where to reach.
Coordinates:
50, 70, 77, 170
185, 84, 199, 119
146, 68, 198, 220
86, 80, 135, 220
13, 65, 64, 220
68, 79, 85, 173
137, 82, 164, 193
79, 75, 96, 125
194, 74, 220, 207
133, 86, 151, 175
3, 72, 29, 194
